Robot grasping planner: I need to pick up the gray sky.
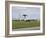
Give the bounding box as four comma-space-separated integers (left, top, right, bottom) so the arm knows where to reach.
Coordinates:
12, 6, 40, 20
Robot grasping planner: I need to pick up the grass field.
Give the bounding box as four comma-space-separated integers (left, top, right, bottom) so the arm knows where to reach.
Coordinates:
12, 20, 40, 29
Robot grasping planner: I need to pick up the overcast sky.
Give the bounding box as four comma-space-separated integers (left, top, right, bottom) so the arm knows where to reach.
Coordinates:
12, 6, 40, 20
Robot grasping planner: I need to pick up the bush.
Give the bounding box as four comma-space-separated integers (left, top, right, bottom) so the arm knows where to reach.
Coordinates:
26, 20, 31, 22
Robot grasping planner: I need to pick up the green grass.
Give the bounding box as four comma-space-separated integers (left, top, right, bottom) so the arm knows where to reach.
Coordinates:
12, 20, 40, 29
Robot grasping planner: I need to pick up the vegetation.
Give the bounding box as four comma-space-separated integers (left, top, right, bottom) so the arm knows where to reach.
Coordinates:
12, 20, 40, 29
